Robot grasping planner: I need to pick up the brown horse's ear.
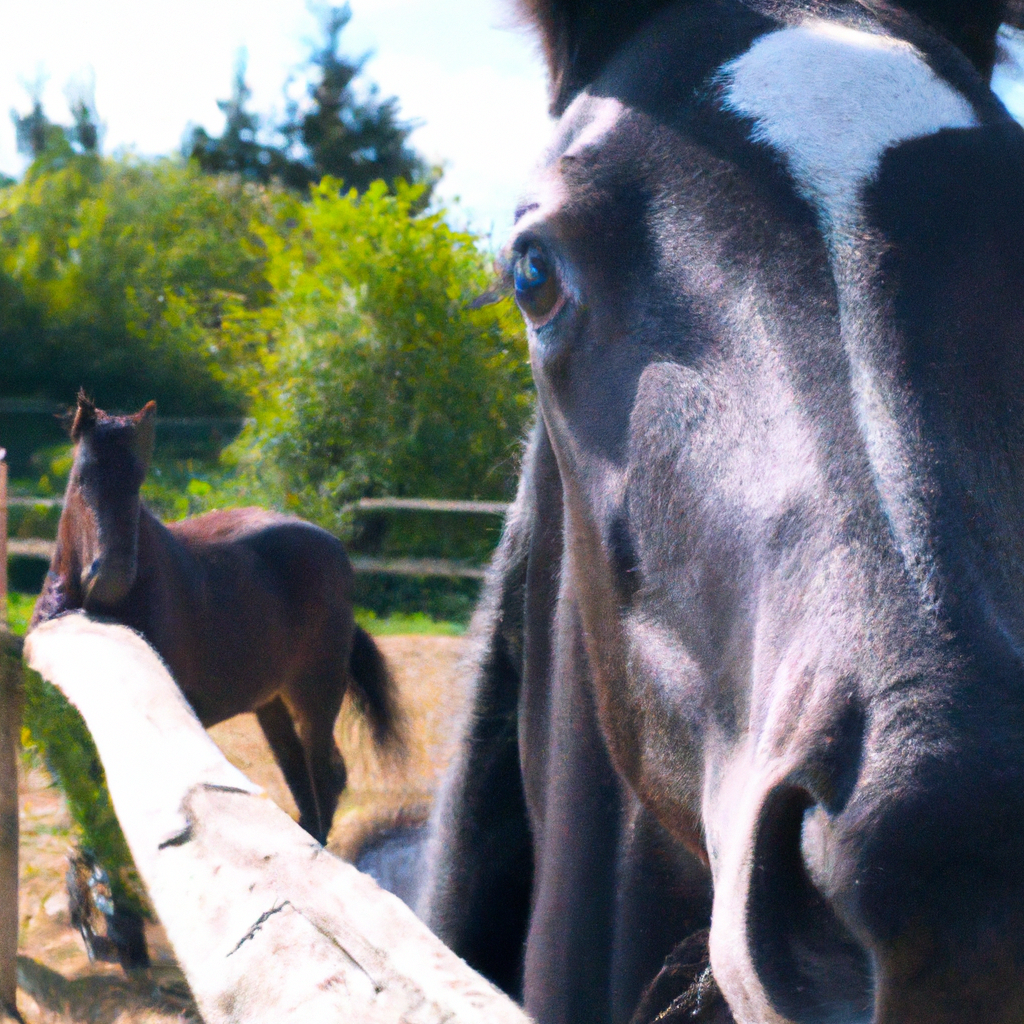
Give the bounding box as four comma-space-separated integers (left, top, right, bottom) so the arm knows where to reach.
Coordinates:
133, 401, 157, 472
517, 0, 673, 114
70, 390, 97, 440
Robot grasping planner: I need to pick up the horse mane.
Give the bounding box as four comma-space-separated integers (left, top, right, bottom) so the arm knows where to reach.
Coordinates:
905, 0, 1021, 75
517, 0, 1022, 114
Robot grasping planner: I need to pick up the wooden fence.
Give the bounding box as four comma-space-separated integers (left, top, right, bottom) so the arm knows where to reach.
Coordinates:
0, 452, 529, 1019
6, 495, 509, 580
18, 615, 533, 1023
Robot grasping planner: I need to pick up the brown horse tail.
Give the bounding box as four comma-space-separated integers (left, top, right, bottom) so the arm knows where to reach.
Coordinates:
348, 625, 405, 756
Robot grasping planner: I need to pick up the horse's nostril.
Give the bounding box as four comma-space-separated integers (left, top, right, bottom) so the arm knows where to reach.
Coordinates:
747, 785, 873, 1024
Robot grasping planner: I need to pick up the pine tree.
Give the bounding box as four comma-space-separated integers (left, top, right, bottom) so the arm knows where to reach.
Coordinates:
66, 80, 102, 155
189, 6, 432, 195
11, 81, 101, 168
11, 96, 67, 162
279, 4, 429, 193
187, 52, 287, 182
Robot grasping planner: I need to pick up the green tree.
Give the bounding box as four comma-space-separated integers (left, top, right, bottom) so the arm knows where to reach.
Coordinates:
187, 51, 287, 184
0, 151, 271, 412
190, 6, 431, 196
280, 4, 430, 193
11, 80, 101, 165
11, 98, 70, 165
216, 178, 532, 531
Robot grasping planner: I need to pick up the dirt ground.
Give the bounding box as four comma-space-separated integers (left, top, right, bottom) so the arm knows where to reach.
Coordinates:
12, 634, 472, 1024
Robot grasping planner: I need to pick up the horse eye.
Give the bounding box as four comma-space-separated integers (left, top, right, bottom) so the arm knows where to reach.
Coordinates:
513, 244, 562, 323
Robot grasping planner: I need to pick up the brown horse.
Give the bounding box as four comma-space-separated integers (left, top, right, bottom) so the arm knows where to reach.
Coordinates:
32, 393, 402, 848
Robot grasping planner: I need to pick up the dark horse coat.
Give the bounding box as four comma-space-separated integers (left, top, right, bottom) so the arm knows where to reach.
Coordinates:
419, 3, 1024, 1023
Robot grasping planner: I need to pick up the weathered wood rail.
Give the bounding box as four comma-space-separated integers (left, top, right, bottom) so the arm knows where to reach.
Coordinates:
7, 542, 491, 580
22, 613, 532, 1024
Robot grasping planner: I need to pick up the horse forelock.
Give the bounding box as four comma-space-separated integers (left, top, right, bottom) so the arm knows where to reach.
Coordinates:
516, 0, 1017, 117
515, 0, 678, 113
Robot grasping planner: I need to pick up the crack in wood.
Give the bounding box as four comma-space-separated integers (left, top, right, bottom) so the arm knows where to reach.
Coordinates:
157, 822, 194, 848
227, 901, 291, 957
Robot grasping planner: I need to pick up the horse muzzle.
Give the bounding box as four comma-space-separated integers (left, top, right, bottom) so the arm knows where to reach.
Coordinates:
81, 553, 137, 610
715, 740, 1024, 1024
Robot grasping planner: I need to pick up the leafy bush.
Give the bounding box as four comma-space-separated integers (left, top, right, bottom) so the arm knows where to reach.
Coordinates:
21, 667, 148, 917
0, 154, 271, 413
215, 178, 533, 532
6, 594, 147, 917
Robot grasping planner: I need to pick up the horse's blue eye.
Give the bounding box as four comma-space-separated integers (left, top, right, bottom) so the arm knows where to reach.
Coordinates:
513, 244, 561, 323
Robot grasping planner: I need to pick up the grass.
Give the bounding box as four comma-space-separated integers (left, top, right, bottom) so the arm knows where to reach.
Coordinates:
7, 591, 35, 635
6, 592, 464, 638
353, 608, 466, 636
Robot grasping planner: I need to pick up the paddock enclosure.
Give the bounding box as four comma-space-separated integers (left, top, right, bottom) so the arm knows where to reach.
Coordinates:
0, 433, 512, 1020
8, 615, 527, 1024
8, 2, 1024, 1022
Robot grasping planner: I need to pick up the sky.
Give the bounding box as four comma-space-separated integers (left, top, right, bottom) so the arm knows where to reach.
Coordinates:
0, 0, 553, 244
0, 3, 1022, 246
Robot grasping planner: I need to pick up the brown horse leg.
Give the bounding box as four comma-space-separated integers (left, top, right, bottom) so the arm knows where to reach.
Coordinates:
255, 698, 323, 840
280, 657, 350, 847
291, 698, 347, 848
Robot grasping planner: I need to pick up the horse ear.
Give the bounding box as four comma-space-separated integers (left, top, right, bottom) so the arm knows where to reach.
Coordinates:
133, 401, 157, 471
70, 390, 97, 441
517, 0, 673, 114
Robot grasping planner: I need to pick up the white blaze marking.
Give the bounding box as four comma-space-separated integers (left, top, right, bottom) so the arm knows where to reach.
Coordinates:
719, 21, 979, 607
720, 20, 978, 235
561, 94, 625, 158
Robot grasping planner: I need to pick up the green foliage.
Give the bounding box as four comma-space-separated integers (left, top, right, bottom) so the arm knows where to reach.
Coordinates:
352, 573, 481, 624
21, 667, 149, 916
354, 608, 467, 636
215, 178, 533, 533
0, 154, 270, 413
6, 597, 147, 917
6, 592, 35, 635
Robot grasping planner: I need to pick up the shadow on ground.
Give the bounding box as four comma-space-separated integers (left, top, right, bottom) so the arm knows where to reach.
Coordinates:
17, 959, 198, 1023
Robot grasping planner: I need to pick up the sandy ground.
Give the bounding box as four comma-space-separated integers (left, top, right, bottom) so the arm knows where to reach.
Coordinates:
12, 634, 471, 1024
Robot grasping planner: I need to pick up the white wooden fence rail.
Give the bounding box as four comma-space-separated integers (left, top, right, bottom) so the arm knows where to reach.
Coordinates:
7, 495, 510, 514
23, 614, 533, 1024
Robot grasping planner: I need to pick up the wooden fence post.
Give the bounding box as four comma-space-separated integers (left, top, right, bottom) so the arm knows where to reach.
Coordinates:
0, 450, 7, 630
0, 450, 24, 1023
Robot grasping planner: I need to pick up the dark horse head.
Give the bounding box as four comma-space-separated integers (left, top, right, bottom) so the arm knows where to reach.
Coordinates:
52, 392, 156, 614
422, 2, 1024, 1022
